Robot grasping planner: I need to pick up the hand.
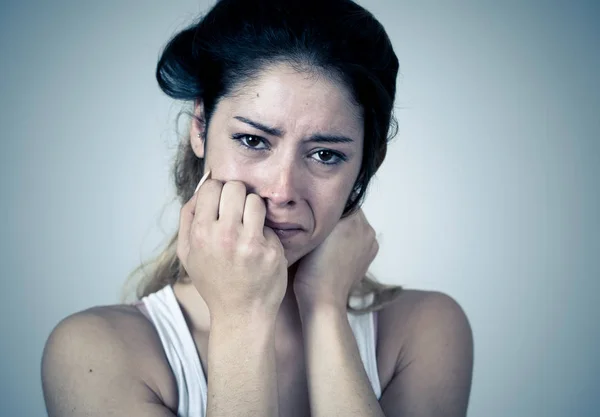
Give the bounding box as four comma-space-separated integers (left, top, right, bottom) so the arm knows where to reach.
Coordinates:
177, 172, 288, 321
293, 208, 379, 311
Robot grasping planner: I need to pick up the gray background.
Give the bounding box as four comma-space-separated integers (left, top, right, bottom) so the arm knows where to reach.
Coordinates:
1, 0, 598, 416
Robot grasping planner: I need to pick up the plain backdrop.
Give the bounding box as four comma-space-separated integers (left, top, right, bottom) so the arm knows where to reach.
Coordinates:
1, 1, 598, 416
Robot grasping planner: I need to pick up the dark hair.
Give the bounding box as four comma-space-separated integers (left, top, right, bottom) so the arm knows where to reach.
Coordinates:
157, 0, 399, 214
126, 0, 403, 312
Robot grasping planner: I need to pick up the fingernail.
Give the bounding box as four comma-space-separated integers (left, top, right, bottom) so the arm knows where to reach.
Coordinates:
194, 169, 211, 193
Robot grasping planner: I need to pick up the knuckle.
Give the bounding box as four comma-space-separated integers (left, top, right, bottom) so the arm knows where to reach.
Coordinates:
264, 244, 282, 262
204, 178, 222, 187
200, 179, 223, 194
225, 180, 247, 194
217, 224, 241, 248
237, 239, 259, 258
190, 224, 208, 247
245, 193, 263, 206
219, 233, 237, 250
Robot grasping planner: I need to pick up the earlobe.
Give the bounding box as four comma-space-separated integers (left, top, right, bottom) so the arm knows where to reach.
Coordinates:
190, 100, 206, 158
191, 131, 205, 158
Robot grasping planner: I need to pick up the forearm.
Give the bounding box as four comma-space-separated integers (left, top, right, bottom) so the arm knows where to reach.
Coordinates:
206, 314, 278, 417
300, 305, 385, 417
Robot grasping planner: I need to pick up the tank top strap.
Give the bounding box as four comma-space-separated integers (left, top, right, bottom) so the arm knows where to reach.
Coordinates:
139, 286, 382, 417
347, 309, 382, 399
141, 286, 207, 417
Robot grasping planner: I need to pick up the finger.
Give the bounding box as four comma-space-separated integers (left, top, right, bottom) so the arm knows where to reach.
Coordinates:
243, 193, 267, 237
194, 178, 224, 224
179, 170, 213, 269
218, 181, 247, 225
263, 226, 286, 261
177, 197, 195, 268
195, 170, 211, 194
191, 170, 211, 216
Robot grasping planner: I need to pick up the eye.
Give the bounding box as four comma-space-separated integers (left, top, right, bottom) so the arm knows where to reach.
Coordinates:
309, 149, 346, 166
232, 134, 269, 150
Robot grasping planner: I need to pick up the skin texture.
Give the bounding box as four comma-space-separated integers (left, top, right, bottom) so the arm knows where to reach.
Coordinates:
190, 64, 364, 267
41, 63, 474, 417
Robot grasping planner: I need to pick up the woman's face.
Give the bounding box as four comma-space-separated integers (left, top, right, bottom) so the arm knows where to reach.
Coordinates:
191, 63, 364, 265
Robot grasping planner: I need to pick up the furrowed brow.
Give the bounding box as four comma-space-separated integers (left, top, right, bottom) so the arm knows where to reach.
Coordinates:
233, 116, 356, 144
233, 116, 284, 137
305, 134, 354, 144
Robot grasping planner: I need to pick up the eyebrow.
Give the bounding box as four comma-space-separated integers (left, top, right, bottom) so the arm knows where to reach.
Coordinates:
233, 115, 355, 144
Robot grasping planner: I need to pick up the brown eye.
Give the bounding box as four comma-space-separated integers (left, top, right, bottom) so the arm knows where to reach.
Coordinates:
231, 133, 271, 152
245, 135, 262, 147
309, 149, 345, 166
318, 150, 334, 161
233, 134, 268, 150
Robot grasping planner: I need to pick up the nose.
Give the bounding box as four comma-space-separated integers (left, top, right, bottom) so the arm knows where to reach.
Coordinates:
259, 160, 301, 208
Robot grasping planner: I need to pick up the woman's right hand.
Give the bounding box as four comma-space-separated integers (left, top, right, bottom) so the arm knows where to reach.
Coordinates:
177, 172, 288, 321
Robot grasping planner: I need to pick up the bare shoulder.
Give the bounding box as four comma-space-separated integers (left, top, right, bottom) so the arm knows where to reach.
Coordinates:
375, 290, 473, 390
378, 289, 472, 336
42, 304, 178, 417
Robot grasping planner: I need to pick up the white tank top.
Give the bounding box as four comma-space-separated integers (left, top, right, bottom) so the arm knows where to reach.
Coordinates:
140, 285, 381, 417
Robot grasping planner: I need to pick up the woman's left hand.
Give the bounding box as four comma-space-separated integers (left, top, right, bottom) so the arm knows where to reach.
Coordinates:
293, 208, 379, 311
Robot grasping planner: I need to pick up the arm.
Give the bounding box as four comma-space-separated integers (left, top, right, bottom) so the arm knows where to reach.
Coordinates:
42, 309, 177, 417
378, 292, 474, 416
299, 304, 386, 417
299, 291, 474, 417
177, 177, 285, 416
206, 313, 279, 417
293, 208, 473, 416
42, 307, 280, 417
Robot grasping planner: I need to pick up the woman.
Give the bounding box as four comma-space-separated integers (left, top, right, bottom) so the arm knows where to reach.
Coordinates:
42, 0, 473, 416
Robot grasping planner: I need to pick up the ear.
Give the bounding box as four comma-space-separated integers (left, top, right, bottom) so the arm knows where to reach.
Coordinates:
190, 100, 206, 158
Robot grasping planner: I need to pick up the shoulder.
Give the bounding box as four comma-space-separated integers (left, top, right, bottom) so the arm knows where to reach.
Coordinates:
42, 304, 164, 368
42, 304, 178, 415
379, 289, 472, 338
375, 290, 473, 388
377, 289, 471, 338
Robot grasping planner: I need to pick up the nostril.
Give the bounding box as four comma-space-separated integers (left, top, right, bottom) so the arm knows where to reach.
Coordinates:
263, 195, 297, 209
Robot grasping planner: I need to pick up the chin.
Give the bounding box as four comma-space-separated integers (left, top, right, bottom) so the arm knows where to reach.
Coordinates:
283, 244, 314, 267
279, 226, 329, 267
284, 249, 302, 268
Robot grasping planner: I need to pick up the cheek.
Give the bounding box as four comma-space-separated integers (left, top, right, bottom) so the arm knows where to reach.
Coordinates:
220, 162, 268, 194
310, 182, 352, 230
204, 141, 261, 184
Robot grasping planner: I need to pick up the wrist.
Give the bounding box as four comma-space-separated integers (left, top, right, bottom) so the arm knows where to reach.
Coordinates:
210, 307, 277, 329
295, 288, 347, 313
297, 300, 347, 325
294, 285, 347, 312
209, 312, 277, 352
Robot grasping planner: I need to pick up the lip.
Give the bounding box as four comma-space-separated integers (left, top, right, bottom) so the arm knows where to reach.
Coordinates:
271, 228, 303, 240
264, 219, 305, 231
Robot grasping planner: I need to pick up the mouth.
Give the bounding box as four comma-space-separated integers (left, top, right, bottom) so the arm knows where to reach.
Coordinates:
264, 219, 305, 231
270, 228, 303, 240
264, 219, 305, 240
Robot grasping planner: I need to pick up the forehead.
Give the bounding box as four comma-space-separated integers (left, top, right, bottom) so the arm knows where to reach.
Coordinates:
218, 64, 364, 140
